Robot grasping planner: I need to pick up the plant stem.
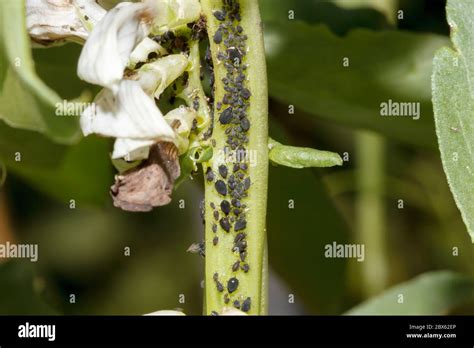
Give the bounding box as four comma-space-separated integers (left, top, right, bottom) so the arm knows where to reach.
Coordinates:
355, 131, 389, 297
201, 0, 268, 315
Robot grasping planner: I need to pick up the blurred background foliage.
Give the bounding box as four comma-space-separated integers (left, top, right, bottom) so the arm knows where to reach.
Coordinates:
0, 0, 473, 315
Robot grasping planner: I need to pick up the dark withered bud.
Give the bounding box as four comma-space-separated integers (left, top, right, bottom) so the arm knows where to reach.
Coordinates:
110, 142, 180, 212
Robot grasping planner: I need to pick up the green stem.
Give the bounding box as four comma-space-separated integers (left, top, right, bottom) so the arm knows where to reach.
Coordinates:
355, 131, 389, 297
201, 0, 268, 315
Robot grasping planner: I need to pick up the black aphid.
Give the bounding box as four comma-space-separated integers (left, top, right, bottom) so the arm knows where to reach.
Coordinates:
213, 10, 226, 21
216, 281, 224, 292
231, 198, 241, 208
135, 62, 145, 69
240, 251, 247, 262
215, 180, 227, 196
211, 311, 219, 316
213, 210, 219, 221
213, 236, 219, 246
199, 199, 205, 224
213, 29, 223, 44
212, 223, 218, 233
243, 177, 251, 190
232, 261, 240, 272
241, 263, 250, 273
220, 200, 231, 215
234, 218, 247, 231
240, 117, 250, 131
218, 165, 228, 178
147, 51, 158, 60
206, 167, 215, 182
227, 47, 242, 62
219, 217, 231, 232
234, 240, 247, 253
233, 300, 241, 309
241, 88, 251, 100
241, 297, 251, 312
234, 233, 246, 244
219, 107, 233, 124
227, 277, 239, 293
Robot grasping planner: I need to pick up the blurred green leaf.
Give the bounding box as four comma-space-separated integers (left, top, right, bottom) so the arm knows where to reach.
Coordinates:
269, 137, 342, 168
268, 125, 349, 314
0, 0, 81, 143
259, 0, 390, 35
346, 271, 474, 315
264, 20, 448, 148
0, 121, 113, 206
0, 261, 57, 315
432, 0, 474, 241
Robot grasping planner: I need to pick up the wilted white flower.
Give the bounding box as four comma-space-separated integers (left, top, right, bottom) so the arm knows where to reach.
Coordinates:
26, 0, 106, 44
77, 1, 152, 90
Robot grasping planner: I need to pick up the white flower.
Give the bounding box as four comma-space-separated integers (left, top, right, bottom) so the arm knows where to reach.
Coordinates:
111, 106, 196, 160
136, 54, 189, 98
77, 0, 201, 161
81, 79, 175, 140
112, 138, 155, 161
26, 0, 106, 44
77, 1, 152, 90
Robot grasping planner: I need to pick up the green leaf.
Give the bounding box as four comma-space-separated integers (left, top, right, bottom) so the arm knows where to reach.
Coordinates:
0, 0, 81, 143
0, 121, 113, 206
264, 20, 448, 148
346, 271, 474, 315
432, 0, 474, 241
268, 137, 342, 168
259, 0, 391, 35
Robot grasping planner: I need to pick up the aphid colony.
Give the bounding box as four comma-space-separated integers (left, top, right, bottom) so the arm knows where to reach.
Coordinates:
206, 0, 253, 313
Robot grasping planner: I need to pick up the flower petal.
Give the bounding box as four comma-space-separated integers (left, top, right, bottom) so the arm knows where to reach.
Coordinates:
144, 310, 185, 316
81, 79, 175, 140
26, 0, 105, 44
112, 138, 154, 160
137, 54, 189, 98
77, 1, 151, 90
220, 308, 248, 316
164, 106, 196, 154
